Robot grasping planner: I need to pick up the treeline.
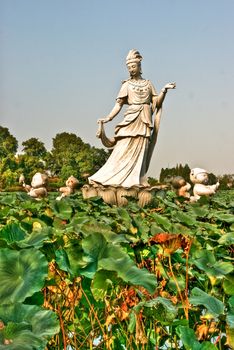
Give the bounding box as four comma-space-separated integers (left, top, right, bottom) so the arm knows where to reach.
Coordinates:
0, 126, 233, 191
0, 126, 109, 190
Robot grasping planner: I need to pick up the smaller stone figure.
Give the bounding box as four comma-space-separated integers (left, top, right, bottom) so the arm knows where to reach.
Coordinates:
56, 176, 79, 200
190, 168, 219, 202
19, 172, 48, 199
170, 176, 191, 198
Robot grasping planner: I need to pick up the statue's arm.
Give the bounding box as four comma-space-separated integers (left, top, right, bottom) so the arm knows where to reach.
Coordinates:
153, 82, 176, 110
98, 99, 124, 123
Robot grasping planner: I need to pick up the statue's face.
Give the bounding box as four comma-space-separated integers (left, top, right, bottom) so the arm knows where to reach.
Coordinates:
127, 62, 141, 78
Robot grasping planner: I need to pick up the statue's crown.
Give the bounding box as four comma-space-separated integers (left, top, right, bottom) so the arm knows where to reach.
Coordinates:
126, 49, 142, 64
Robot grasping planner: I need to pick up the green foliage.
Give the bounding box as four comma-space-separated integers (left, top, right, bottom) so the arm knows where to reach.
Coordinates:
49, 132, 108, 181
0, 190, 233, 349
0, 304, 59, 350
0, 126, 18, 157
22, 138, 47, 158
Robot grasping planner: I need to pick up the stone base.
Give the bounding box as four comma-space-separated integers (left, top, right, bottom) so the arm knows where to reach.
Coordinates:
81, 183, 168, 207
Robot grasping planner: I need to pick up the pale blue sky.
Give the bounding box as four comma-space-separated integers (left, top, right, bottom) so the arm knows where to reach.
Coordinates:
1, 0, 234, 177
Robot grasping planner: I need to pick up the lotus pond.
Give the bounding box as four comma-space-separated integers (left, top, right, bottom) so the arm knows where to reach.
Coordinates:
0, 190, 233, 349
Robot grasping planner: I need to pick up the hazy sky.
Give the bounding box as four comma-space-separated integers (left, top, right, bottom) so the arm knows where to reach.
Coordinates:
1, 0, 234, 177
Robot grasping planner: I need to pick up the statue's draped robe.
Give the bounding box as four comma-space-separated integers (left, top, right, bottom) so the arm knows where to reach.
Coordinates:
89, 79, 157, 187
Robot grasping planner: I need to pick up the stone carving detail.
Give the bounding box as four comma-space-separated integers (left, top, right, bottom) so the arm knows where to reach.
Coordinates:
82, 184, 167, 207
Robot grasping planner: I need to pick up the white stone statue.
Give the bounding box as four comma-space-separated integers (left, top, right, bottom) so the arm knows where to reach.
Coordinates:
19, 172, 48, 199
88, 49, 176, 188
56, 175, 79, 200
171, 176, 191, 198
190, 168, 219, 202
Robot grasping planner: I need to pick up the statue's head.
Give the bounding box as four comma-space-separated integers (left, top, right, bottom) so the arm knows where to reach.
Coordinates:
66, 176, 79, 189
190, 168, 209, 185
126, 49, 142, 77
31, 172, 48, 188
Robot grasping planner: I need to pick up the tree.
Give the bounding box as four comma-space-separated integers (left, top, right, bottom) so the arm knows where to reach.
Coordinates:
49, 132, 108, 181
75, 146, 109, 177
160, 164, 191, 183
22, 138, 47, 157
49, 132, 84, 175
18, 138, 48, 181
0, 126, 18, 157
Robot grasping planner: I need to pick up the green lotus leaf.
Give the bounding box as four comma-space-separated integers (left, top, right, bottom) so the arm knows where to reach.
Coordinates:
189, 287, 224, 316
0, 303, 59, 350
0, 223, 51, 249
0, 322, 41, 350
69, 232, 157, 293
117, 208, 133, 230
17, 227, 52, 249
150, 213, 172, 231
0, 194, 17, 206
64, 239, 86, 277
199, 222, 220, 234
91, 270, 115, 300
0, 223, 26, 243
168, 274, 185, 292
176, 326, 200, 350
172, 211, 197, 227
150, 223, 164, 235
188, 206, 210, 219
200, 343, 218, 349
143, 297, 178, 324
98, 244, 157, 294
55, 248, 72, 274
218, 232, 234, 245
51, 200, 73, 220
211, 212, 234, 224
176, 326, 217, 350
193, 250, 233, 277
0, 248, 48, 304
80, 222, 128, 244
223, 275, 234, 295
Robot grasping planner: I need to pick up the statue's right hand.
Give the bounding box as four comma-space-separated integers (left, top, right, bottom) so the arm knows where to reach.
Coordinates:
98, 117, 110, 124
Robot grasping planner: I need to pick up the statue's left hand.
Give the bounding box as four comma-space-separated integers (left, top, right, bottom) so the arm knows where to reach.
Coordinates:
164, 82, 176, 90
